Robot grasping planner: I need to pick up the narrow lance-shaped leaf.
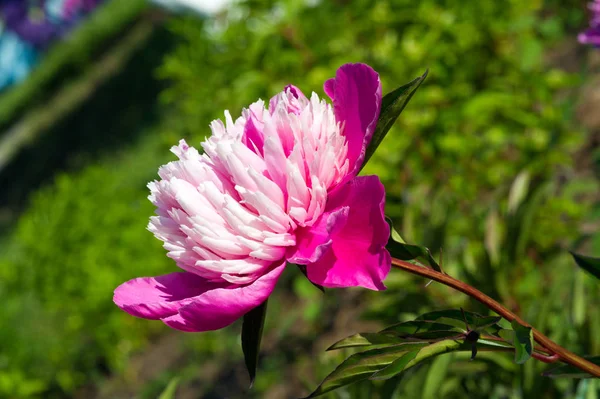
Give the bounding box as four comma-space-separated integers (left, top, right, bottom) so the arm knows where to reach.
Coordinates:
327, 333, 428, 351
510, 320, 533, 364
370, 340, 463, 381
380, 320, 462, 336
543, 356, 600, 379
570, 252, 600, 280
241, 300, 269, 387
416, 309, 502, 333
362, 70, 428, 167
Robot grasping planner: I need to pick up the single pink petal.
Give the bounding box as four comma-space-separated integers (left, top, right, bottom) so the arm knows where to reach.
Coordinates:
162, 261, 286, 332
242, 111, 265, 156
324, 63, 382, 177
114, 272, 225, 320
306, 175, 390, 291
286, 206, 349, 265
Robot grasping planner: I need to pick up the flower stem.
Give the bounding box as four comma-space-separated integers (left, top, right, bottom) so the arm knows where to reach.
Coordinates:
390, 257, 600, 377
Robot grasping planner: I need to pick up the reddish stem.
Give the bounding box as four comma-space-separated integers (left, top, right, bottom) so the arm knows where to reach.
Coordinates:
391, 257, 600, 377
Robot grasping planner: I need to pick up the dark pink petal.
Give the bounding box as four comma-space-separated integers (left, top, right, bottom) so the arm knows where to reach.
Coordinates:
114, 272, 226, 320
306, 175, 390, 290
286, 207, 349, 265
242, 112, 265, 156
324, 63, 382, 177
162, 261, 286, 332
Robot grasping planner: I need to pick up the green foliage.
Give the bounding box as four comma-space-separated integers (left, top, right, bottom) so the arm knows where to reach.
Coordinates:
387, 220, 441, 271
363, 70, 427, 167
309, 309, 514, 397
1, 0, 599, 397
570, 252, 600, 280
509, 320, 534, 364
0, 134, 173, 396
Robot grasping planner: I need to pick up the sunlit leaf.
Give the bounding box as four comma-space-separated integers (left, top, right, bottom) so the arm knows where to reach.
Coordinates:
369, 351, 420, 380
508, 170, 531, 214
570, 252, 600, 280
362, 70, 428, 167
158, 377, 181, 399
510, 320, 533, 364
327, 334, 428, 351
370, 340, 463, 380
543, 356, 600, 379
241, 300, 268, 387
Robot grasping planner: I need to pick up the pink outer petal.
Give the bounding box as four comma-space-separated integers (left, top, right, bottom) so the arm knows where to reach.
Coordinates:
114, 272, 224, 320
324, 63, 382, 177
305, 175, 391, 291
286, 207, 349, 265
162, 261, 286, 332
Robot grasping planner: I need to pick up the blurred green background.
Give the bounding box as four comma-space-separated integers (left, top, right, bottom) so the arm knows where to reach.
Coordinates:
0, 0, 599, 397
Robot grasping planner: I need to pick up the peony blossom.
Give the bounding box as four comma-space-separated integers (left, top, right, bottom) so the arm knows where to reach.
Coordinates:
114, 63, 391, 332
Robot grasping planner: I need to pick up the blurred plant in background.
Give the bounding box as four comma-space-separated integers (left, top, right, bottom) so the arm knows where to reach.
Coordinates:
0, 0, 106, 90
0, 0, 599, 397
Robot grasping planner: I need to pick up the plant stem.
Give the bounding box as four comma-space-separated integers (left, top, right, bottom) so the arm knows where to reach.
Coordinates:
391, 257, 600, 377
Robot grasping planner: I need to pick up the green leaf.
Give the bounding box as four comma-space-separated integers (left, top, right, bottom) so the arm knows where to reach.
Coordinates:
158, 377, 181, 399
369, 351, 420, 380
416, 309, 502, 333
510, 320, 533, 364
327, 333, 427, 351
543, 356, 600, 379
309, 337, 518, 397
362, 70, 428, 167
570, 252, 600, 280
386, 220, 441, 272
380, 320, 462, 336
304, 344, 420, 398
241, 300, 268, 387
371, 340, 463, 380
507, 170, 531, 214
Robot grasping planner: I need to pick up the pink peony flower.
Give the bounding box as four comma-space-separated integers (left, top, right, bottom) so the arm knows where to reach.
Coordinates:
114, 63, 391, 332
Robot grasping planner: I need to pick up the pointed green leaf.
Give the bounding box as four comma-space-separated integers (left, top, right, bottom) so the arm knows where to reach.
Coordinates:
510, 320, 533, 364
543, 356, 600, 378
304, 344, 419, 398
369, 351, 420, 380
380, 320, 462, 335
371, 340, 463, 380
362, 70, 428, 167
327, 333, 426, 351
386, 220, 441, 272
416, 309, 502, 333
158, 377, 181, 399
570, 252, 600, 280
241, 300, 268, 387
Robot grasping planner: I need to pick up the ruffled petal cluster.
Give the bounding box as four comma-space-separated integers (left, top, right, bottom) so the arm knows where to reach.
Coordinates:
114, 63, 391, 332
